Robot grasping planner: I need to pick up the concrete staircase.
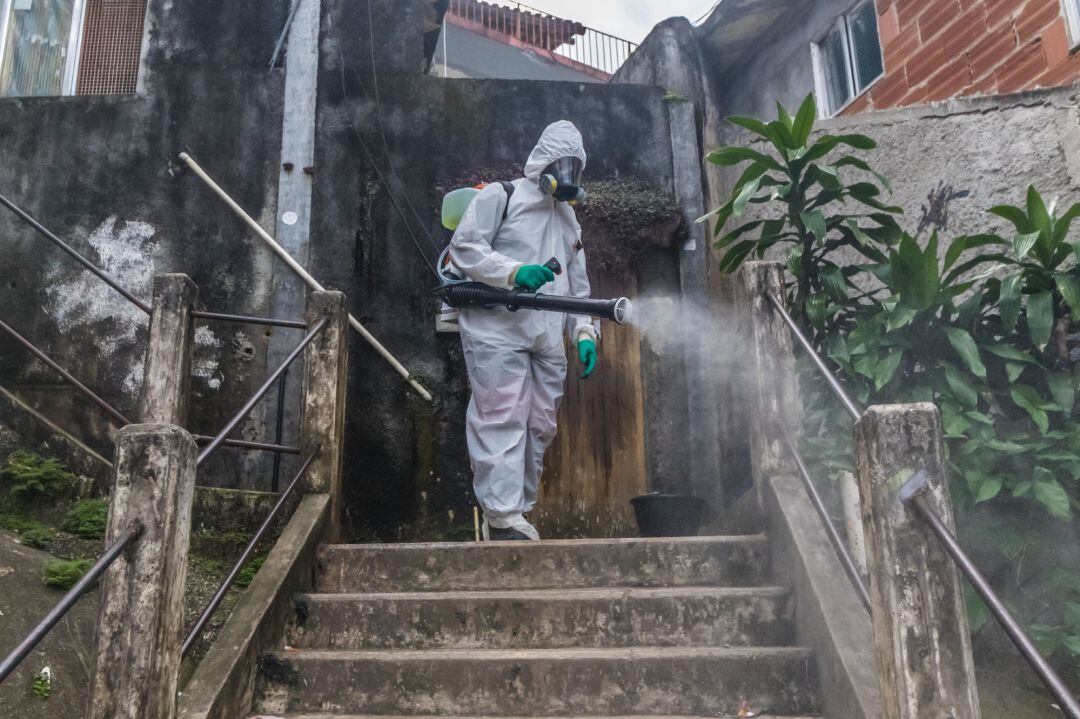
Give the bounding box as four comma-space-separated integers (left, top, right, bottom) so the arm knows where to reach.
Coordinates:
253, 536, 821, 718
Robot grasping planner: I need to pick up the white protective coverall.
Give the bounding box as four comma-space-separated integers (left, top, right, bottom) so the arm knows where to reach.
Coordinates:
449, 121, 598, 539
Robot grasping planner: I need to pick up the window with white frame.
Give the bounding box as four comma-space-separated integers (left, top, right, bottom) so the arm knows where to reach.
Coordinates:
1063, 0, 1080, 48
0, 0, 147, 98
813, 1, 884, 117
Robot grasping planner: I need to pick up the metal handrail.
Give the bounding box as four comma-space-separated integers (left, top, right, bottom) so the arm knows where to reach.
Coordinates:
181, 447, 319, 658
765, 289, 1080, 713
191, 310, 308, 330
766, 293, 862, 422
781, 429, 871, 613
0, 522, 142, 683
1, 315, 301, 456
446, 0, 636, 76
903, 472, 1080, 719
196, 316, 328, 466
0, 193, 152, 314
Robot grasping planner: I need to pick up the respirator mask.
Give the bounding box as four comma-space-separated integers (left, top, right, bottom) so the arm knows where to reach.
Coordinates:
539, 156, 587, 206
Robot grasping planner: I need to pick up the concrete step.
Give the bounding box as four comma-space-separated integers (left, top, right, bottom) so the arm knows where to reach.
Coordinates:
264, 646, 819, 716
274, 715, 822, 718
316, 536, 770, 593
291, 586, 794, 650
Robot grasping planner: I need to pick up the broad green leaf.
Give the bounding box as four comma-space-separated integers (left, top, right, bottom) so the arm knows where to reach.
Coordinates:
975, 477, 1002, 503
1027, 185, 1052, 239
792, 93, 817, 147
944, 234, 1008, 271
1033, 478, 1072, 519
1006, 362, 1026, 383
1012, 231, 1040, 260
785, 244, 803, 277
726, 115, 788, 154
800, 209, 827, 242
988, 203, 1032, 233
1055, 273, 1080, 321
965, 584, 989, 633
775, 101, 794, 129
875, 351, 903, 390
1012, 481, 1033, 497
998, 274, 1022, 333
1053, 201, 1080, 244
887, 306, 919, 332
985, 343, 1035, 363
945, 327, 987, 379
733, 176, 763, 216
816, 164, 843, 191
1063, 636, 1080, 657
717, 240, 756, 273
1027, 290, 1054, 348
821, 264, 848, 301
766, 120, 797, 151
706, 147, 784, 171
944, 365, 979, 408
1064, 602, 1080, 628
1049, 372, 1076, 414
1011, 385, 1051, 432
715, 220, 764, 249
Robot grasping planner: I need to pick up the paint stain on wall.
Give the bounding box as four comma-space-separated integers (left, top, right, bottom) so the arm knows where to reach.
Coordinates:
44, 216, 158, 394
193, 324, 223, 390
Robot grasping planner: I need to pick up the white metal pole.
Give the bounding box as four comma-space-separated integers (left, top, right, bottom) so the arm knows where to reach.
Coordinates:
177, 152, 434, 403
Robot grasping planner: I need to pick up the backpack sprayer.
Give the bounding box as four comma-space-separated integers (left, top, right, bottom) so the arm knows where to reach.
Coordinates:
436, 183, 633, 330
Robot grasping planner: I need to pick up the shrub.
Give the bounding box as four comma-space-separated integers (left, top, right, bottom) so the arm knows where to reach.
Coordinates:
0, 451, 72, 498
42, 558, 92, 591
19, 524, 55, 549
62, 499, 109, 539
234, 555, 266, 589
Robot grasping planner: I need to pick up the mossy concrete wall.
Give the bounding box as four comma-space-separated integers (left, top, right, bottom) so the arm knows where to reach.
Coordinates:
315, 0, 682, 539
0, 0, 288, 487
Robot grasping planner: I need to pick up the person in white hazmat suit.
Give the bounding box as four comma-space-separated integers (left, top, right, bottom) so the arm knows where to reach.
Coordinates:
449, 120, 599, 541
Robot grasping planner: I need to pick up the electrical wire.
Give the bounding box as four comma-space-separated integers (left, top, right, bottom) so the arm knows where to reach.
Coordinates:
364, 0, 444, 255
336, 41, 440, 280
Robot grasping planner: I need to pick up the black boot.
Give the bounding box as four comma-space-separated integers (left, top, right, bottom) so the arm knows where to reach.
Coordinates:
487, 525, 532, 541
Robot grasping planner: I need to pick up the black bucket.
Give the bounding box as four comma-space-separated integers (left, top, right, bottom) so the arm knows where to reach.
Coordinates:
631, 493, 704, 537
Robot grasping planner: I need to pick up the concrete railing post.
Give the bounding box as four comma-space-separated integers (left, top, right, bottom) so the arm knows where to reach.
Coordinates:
733, 261, 801, 502
299, 291, 348, 542
137, 274, 198, 425
88, 424, 197, 719
854, 403, 981, 719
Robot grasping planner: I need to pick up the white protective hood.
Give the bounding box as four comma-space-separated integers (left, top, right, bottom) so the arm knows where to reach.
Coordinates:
524, 120, 587, 181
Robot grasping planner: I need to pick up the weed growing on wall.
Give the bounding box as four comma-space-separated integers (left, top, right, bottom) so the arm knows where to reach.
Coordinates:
61, 499, 109, 539
704, 93, 1080, 667
0, 450, 73, 498
42, 558, 92, 591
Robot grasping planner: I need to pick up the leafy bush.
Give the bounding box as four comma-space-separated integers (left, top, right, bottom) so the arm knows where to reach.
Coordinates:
42, 558, 92, 591
0, 512, 54, 548
62, 499, 109, 539
704, 93, 1080, 660
235, 554, 266, 589
0, 451, 72, 498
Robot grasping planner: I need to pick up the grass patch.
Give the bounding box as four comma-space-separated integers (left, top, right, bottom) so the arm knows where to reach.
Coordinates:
42, 558, 92, 590
189, 555, 227, 576
1, 450, 72, 498
234, 555, 266, 588
61, 498, 109, 539
0, 512, 56, 549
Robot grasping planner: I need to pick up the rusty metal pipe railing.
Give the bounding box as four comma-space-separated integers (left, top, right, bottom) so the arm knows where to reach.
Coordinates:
902, 472, 1080, 718
196, 316, 327, 466
191, 310, 308, 330
0, 522, 142, 684
767, 292, 862, 422
0, 317, 130, 426
0, 192, 152, 315
181, 448, 319, 658
3, 316, 303, 456
781, 430, 871, 613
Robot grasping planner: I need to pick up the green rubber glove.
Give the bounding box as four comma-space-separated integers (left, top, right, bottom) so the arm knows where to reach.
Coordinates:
514, 264, 556, 292
578, 338, 598, 379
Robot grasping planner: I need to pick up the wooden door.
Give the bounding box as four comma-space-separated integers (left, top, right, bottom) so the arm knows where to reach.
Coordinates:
532, 272, 646, 538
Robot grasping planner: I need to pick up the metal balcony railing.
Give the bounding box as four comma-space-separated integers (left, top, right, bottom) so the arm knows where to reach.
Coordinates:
447, 0, 637, 77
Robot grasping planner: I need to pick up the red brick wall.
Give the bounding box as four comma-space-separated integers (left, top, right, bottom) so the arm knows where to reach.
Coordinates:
842, 0, 1080, 114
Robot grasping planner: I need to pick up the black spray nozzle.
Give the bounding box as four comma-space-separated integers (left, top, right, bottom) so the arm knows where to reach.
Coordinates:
543, 257, 562, 275
434, 282, 631, 324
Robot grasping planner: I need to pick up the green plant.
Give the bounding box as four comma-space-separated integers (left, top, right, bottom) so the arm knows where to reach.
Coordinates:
0, 513, 55, 548
702, 96, 1080, 666
62, 498, 109, 539
234, 554, 266, 589
0, 451, 72, 498
42, 558, 92, 591
31, 668, 51, 700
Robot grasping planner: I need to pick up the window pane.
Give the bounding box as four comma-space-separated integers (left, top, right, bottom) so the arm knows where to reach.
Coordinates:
821, 23, 852, 114
849, 2, 883, 91
1, 0, 76, 97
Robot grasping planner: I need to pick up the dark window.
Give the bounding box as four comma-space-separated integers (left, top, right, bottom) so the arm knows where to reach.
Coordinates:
815, 2, 884, 116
